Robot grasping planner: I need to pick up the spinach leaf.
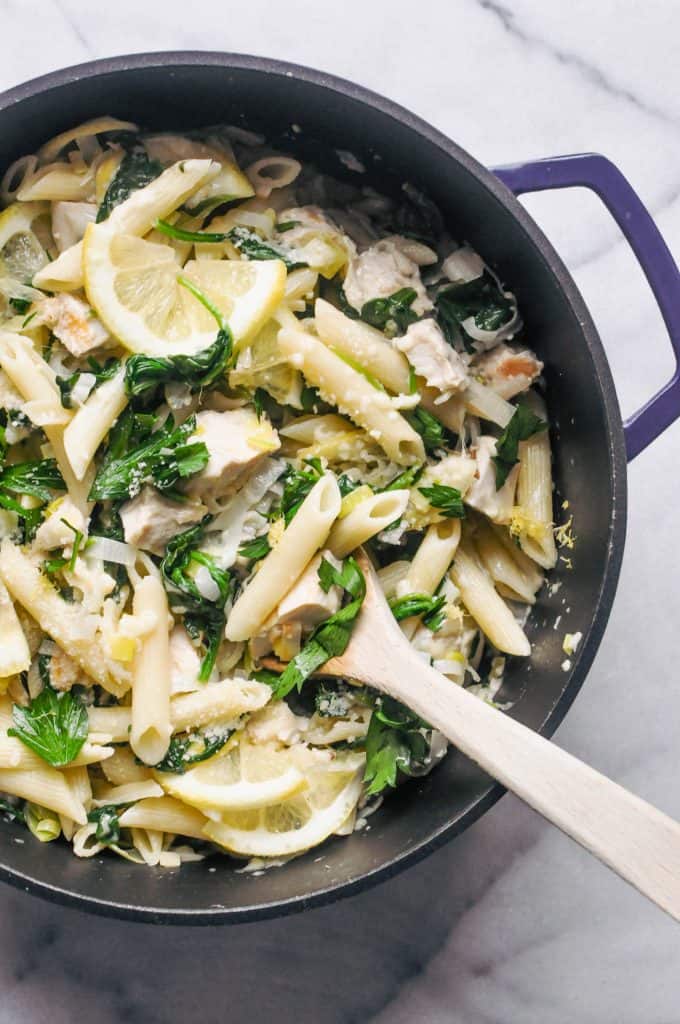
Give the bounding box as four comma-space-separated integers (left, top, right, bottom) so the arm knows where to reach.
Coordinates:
364, 696, 429, 797
271, 556, 366, 699
418, 482, 465, 519
87, 805, 121, 845
379, 464, 424, 493
124, 331, 232, 401
272, 458, 324, 526
492, 403, 547, 489
8, 687, 88, 767
389, 592, 446, 627
436, 273, 514, 350
57, 357, 121, 409
0, 797, 24, 823
96, 150, 163, 222
0, 459, 65, 501
161, 520, 232, 682
360, 288, 418, 336
9, 297, 31, 314
152, 728, 231, 774
88, 413, 208, 501
237, 535, 271, 561
227, 226, 306, 270
406, 407, 447, 452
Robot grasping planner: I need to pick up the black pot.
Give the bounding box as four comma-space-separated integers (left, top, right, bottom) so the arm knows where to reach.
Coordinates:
1, 52, 678, 924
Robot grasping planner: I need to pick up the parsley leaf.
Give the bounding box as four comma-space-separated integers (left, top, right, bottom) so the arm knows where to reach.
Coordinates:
8, 687, 88, 767
418, 482, 465, 519
9, 297, 31, 314
380, 465, 424, 492
273, 458, 324, 525
96, 150, 163, 222
271, 556, 366, 699
0, 459, 65, 501
360, 288, 418, 336
88, 413, 208, 501
492, 403, 547, 489
364, 696, 429, 797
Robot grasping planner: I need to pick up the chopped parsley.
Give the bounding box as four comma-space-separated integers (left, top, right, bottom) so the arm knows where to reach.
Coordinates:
364, 696, 430, 797
418, 482, 465, 518
8, 687, 88, 768
492, 403, 547, 489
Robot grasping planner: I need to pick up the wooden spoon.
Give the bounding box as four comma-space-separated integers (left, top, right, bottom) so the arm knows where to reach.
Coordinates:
314, 550, 680, 922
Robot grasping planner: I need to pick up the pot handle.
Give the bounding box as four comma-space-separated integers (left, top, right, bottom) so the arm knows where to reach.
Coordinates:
493, 153, 680, 460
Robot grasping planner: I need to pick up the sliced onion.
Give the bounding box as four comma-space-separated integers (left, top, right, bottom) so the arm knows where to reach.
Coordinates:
69, 372, 96, 407
87, 536, 136, 566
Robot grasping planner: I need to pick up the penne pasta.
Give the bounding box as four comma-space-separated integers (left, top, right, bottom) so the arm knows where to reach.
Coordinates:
119, 797, 209, 841
516, 392, 558, 569
63, 369, 128, 481
225, 474, 341, 641
0, 581, 30, 679
450, 541, 530, 656
0, 766, 87, 824
129, 575, 172, 766
314, 298, 411, 394
400, 519, 462, 639
277, 326, 425, 465
328, 489, 410, 558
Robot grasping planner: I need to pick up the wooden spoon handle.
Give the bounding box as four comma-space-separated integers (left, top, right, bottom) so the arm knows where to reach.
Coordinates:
375, 648, 680, 922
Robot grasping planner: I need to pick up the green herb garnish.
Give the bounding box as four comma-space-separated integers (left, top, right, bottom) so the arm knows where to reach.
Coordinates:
364, 696, 429, 797
388, 592, 446, 628
360, 288, 418, 336
418, 482, 465, 519
152, 728, 231, 774
96, 150, 163, 222
237, 535, 271, 561
492, 403, 547, 489
406, 407, 447, 452
87, 805, 121, 845
271, 556, 366, 699
8, 687, 88, 767
436, 273, 514, 350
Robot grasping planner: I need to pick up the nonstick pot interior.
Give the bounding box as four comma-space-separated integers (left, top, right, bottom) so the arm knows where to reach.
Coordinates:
0, 53, 627, 922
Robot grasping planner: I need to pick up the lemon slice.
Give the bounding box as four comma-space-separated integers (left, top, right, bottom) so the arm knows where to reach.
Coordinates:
157, 737, 308, 815
82, 222, 286, 355
0, 201, 50, 282
203, 749, 365, 857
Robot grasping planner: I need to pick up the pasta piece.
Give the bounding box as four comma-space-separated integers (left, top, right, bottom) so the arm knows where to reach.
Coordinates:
88, 677, 273, 740
60, 765, 93, 840
464, 379, 514, 428
516, 392, 558, 569
328, 489, 410, 558
277, 326, 425, 465
0, 766, 87, 823
100, 746, 152, 785
0, 736, 113, 772
450, 541, 530, 656
314, 298, 411, 394
63, 369, 127, 481
400, 519, 462, 639
225, 474, 341, 641
279, 413, 354, 446
0, 581, 30, 680
91, 780, 164, 807
245, 156, 302, 198
130, 575, 172, 766
0, 331, 70, 428
34, 158, 219, 291
0, 540, 131, 696
119, 796, 209, 840
130, 827, 164, 866
18, 163, 97, 203
474, 517, 543, 605
37, 117, 138, 163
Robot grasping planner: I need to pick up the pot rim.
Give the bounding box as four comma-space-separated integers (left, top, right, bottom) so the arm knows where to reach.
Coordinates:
0, 50, 627, 923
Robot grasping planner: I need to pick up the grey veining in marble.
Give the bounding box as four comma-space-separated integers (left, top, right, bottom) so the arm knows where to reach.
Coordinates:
2, 2, 680, 1021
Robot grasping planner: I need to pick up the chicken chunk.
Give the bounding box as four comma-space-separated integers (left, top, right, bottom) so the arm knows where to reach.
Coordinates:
184, 408, 280, 501
465, 436, 519, 524
276, 551, 343, 629
33, 497, 86, 552
441, 246, 486, 284
395, 318, 469, 400
39, 293, 110, 357
343, 235, 436, 315
169, 625, 202, 694
471, 343, 543, 400
120, 486, 207, 556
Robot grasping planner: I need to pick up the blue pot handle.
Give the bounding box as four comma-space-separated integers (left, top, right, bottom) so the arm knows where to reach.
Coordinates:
493, 154, 680, 461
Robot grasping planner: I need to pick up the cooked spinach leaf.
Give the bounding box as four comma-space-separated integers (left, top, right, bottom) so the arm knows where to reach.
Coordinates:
152, 728, 231, 774
492, 403, 547, 489
436, 272, 514, 350
124, 331, 232, 401
360, 288, 418, 336
0, 458, 65, 501
406, 407, 447, 452
237, 535, 271, 561
57, 357, 121, 409
227, 226, 306, 270
388, 592, 446, 626
96, 150, 163, 222
87, 805, 121, 845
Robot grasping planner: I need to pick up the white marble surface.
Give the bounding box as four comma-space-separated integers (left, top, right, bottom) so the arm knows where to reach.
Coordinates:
2, 1, 680, 1020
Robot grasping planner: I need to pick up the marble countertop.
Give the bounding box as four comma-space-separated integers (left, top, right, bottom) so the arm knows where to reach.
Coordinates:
3, 1, 680, 1020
